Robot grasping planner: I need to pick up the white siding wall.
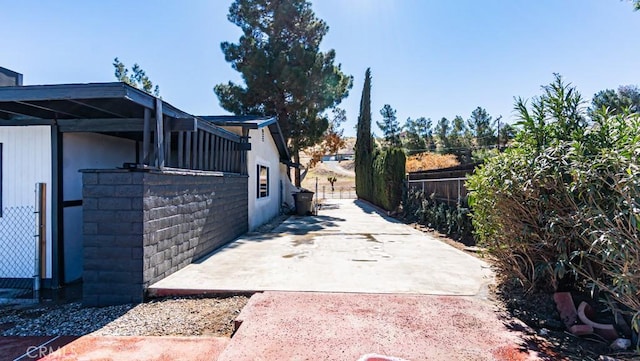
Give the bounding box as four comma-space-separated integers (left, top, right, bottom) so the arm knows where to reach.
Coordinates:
247, 128, 282, 230
62, 133, 137, 282
0, 126, 53, 278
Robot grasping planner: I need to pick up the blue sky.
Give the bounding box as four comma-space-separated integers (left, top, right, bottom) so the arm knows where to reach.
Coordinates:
2, 1, 639, 137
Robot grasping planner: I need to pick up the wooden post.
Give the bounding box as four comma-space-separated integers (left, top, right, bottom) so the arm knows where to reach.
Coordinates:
191, 130, 198, 170
198, 130, 205, 170
185, 132, 192, 168
204, 133, 211, 171
178, 131, 184, 168
155, 98, 164, 168
143, 108, 151, 165
34, 183, 46, 292
164, 116, 171, 167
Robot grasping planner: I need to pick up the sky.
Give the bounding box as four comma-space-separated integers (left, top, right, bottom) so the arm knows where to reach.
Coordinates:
2, 1, 639, 137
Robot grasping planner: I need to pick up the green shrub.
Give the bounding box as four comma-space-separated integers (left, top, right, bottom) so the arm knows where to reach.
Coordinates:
403, 188, 474, 242
372, 148, 406, 211
467, 74, 640, 329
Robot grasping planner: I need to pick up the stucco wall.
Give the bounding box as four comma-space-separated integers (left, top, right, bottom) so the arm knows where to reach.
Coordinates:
82, 169, 248, 306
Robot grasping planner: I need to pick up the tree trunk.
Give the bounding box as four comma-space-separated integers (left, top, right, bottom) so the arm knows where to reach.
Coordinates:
294, 150, 302, 187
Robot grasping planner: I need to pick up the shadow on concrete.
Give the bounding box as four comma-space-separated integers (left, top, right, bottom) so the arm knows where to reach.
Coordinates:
193, 214, 346, 263
353, 199, 404, 224
274, 215, 346, 235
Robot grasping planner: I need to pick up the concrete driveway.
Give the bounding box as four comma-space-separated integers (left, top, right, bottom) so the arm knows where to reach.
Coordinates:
149, 199, 493, 297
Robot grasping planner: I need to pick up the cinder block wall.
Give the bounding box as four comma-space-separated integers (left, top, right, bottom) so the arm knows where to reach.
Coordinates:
82, 169, 248, 307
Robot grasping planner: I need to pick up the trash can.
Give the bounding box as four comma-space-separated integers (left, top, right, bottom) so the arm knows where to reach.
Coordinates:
293, 191, 315, 216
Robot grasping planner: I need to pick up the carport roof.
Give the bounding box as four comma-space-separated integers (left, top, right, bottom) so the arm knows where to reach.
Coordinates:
201, 115, 290, 163
0, 82, 194, 122
0, 82, 240, 141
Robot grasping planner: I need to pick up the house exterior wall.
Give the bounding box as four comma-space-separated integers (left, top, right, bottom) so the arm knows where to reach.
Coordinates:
62, 132, 137, 283
246, 128, 282, 231
0, 126, 53, 278
82, 169, 248, 306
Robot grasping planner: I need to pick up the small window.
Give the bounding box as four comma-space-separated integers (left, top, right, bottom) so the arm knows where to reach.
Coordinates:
257, 165, 269, 198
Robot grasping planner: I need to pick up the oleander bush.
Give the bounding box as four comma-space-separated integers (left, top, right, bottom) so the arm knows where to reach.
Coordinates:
466, 74, 640, 332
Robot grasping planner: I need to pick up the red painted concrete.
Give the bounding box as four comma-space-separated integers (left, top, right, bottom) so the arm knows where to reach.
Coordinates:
38, 336, 229, 361
0, 336, 79, 360
219, 291, 545, 361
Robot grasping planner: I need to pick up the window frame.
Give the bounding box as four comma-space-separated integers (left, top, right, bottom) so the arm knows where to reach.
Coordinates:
257, 164, 269, 198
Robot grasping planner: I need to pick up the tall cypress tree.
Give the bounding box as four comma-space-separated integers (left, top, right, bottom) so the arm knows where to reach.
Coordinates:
355, 68, 374, 201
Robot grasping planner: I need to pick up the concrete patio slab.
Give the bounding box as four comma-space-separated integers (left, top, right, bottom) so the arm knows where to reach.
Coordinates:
218, 291, 541, 361
149, 199, 493, 297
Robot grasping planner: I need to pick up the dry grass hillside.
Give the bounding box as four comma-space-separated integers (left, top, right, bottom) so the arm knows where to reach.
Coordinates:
301, 160, 355, 194
406, 152, 459, 173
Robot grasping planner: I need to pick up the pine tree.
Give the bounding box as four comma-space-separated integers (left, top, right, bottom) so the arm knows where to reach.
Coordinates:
113, 57, 160, 96
355, 68, 374, 201
214, 0, 353, 185
377, 104, 401, 148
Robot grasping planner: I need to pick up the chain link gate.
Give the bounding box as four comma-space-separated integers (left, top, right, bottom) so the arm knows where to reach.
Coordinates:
0, 183, 44, 300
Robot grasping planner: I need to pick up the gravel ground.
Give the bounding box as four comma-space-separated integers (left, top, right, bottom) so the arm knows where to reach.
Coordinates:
0, 296, 248, 337
0, 215, 286, 339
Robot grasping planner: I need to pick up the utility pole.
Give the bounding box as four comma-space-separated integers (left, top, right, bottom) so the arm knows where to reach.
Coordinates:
496, 115, 502, 151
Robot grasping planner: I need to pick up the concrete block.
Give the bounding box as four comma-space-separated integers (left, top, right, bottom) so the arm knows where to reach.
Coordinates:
82, 271, 99, 282
143, 245, 157, 258
83, 198, 98, 210
83, 172, 99, 185
143, 268, 155, 283
84, 210, 116, 223
84, 185, 115, 197
112, 234, 141, 247
155, 262, 170, 277
83, 235, 115, 247
98, 271, 140, 283
97, 222, 135, 236
131, 222, 143, 235
131, 197, 143, 210
98, 172, 133, 185
99, 198, 131, 210
151, 252, 164, 266
84, 222, 98, 235
114, 185, 143, 198
82, 295, 99, 307
100, 294, 138, 306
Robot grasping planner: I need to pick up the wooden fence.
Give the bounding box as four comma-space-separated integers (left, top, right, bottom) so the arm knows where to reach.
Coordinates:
406, 163, 479, 206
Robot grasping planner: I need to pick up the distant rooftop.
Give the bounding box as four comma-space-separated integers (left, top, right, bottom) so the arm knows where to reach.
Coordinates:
199, 115, 277, 129
0, 67, 23, 87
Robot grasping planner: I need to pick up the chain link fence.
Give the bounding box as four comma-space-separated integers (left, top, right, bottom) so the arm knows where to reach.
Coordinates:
0, 205, 37, 297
